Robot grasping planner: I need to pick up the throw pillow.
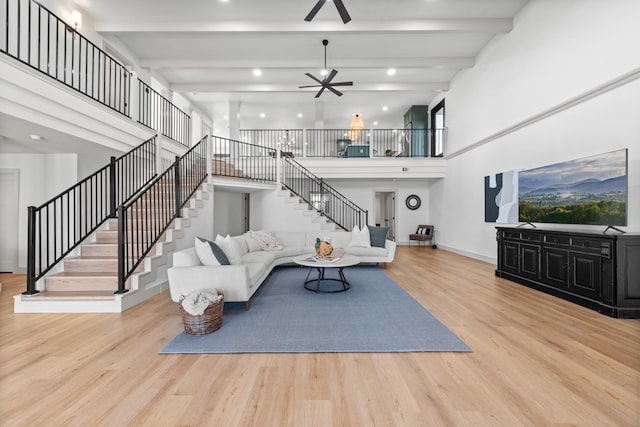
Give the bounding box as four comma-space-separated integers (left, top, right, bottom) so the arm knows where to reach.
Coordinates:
368, 226, 389, 248
194, 237, 230, 266
348, 226, 371, 248
252, 231, 284, 251
215, 234, 242, 265
416, 227, 424, 234
243, 232, 262, 252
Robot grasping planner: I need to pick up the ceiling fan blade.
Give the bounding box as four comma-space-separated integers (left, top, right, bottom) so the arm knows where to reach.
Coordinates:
298, 84, 323, 88
327, 85, 344, 97
333, 0, 352, 24
325, 69, 338, 84
315, 86, 327, 98
330, 81, 353, 87
305, 72, 325, 85
304, 0, 327, 22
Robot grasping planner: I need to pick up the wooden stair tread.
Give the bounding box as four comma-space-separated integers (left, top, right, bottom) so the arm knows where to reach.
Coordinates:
47, 272, 117, 278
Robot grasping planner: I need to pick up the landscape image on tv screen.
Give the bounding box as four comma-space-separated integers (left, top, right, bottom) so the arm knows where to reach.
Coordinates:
518, 149, 628, 226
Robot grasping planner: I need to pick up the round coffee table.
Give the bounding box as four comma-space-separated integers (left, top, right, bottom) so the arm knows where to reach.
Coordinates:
293, 254, 360, 293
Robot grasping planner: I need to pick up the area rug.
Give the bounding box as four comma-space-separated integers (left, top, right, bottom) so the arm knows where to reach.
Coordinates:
160, 265, 471, 354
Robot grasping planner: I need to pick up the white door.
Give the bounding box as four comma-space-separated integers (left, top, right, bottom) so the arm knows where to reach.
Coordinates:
0, 169, 20, 272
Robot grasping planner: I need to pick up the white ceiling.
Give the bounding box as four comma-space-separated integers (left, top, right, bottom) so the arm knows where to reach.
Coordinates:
86, 0, 530, 130
2, 0, 530, 154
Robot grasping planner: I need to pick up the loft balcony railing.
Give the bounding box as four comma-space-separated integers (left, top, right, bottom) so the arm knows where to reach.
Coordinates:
117, 135, 207, 293
1, 0, 190, 144
239, 128, 445, 158
138, 79, 191, 147
211, 135, 278, 183
1, 0, 130, 116
25, 136, 157, 295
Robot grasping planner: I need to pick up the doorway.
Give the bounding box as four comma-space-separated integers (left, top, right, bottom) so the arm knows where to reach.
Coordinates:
0, 169, 20, 272
374, 191, 396, 240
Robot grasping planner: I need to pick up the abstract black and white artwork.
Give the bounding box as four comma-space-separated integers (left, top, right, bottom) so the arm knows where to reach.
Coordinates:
484, 170, 519, 223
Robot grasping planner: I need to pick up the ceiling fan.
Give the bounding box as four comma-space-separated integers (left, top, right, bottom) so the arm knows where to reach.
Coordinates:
299, 39, 353, 98
305, 0, 352, 24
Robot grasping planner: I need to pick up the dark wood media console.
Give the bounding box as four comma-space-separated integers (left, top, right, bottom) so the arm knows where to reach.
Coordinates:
496, 227, 640, 318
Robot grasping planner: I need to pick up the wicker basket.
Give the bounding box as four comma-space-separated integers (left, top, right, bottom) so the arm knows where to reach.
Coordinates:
179, 291, 224, 336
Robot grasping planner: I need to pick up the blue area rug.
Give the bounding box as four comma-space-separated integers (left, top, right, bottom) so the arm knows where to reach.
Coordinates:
160, 265, 471, 354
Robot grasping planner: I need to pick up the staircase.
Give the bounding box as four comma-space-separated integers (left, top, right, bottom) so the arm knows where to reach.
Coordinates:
211, 159, 250, 179
276, 188, 340, 232
14, 180, 211, 313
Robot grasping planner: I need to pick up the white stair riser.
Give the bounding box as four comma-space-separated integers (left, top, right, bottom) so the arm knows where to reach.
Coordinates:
45, 276, 117, 292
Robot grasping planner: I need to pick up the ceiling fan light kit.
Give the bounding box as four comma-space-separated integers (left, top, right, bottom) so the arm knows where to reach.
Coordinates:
305, 0, 352, 24
299, 39, 354, 98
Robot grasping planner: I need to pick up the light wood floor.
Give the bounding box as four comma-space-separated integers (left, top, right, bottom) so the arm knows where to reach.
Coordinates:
1, 247, 639, 426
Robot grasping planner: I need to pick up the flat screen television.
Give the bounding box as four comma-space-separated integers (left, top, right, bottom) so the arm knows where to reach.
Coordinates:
518, 149, 628, 226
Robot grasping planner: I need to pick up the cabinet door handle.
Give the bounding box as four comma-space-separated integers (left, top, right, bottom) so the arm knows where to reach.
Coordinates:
583, 242, 590, 247
553, 239, 559, 243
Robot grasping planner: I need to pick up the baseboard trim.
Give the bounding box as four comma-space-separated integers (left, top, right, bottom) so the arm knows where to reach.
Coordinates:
434, 244, 496, 265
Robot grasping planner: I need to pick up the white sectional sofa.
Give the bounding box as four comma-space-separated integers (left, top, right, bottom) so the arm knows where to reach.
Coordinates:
167, 230, 396, 309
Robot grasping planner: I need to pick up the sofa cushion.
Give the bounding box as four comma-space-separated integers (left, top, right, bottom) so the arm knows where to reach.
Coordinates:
273, 246, 305, 259
243, 232, 262, 252
368, 226, 389, 248
195, 237, 230, 266
348, 226, 371, 248
274, 231, 305, 248
241, 250, 278, 265
231, 235, 249, 257
173, 247, 202, 267
252, 230, 284, 251
215, 234, 242, 265
345, 246, 388, 257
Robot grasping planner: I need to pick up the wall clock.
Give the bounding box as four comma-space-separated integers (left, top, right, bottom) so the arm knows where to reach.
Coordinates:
405, 195, 421, 210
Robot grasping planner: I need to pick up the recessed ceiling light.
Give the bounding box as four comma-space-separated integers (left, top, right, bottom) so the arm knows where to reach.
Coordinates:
253, 69, 262, 77
320, 69, 328, 76
382, 106, 388, 111
214, 128, 221, 133
223, 115, 229, 120
260, 113, 266, 118
386, 68, 396, 76
29, 134, 42, 140
373, 121, 379, 126
297, 113, 303, 118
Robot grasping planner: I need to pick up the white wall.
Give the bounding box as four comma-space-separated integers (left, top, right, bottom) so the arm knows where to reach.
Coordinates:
430, 0, 640, 262
246, 181, 430, 243
0, 154, 77, 270
77, 153, 110, 180
323, 179, 431, 244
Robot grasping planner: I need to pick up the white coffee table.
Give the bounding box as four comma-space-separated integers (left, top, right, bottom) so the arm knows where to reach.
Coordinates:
293, 254, 360, 293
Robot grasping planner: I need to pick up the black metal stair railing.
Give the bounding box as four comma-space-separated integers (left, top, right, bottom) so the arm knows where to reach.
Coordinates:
281, 157, 368, 231
1, 0, 131, 116
138, 79, 191, 146
210, 135, 277, 183
24, 136, 157, 295
116, 135, 208, 293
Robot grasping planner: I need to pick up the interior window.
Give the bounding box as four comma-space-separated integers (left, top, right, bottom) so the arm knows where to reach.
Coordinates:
430, 99, 445, 157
